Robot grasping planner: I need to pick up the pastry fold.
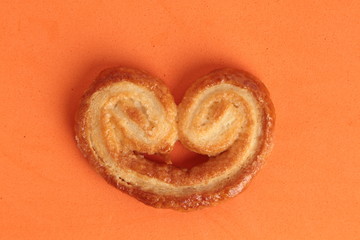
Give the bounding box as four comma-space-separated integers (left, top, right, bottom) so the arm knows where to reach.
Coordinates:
75, 67, 275, 210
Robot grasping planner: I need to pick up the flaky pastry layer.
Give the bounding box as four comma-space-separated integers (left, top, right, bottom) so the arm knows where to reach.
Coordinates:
75, 67, 275, 210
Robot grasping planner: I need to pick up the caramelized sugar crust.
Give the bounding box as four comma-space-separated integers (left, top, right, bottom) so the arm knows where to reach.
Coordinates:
75, 67, 275, 210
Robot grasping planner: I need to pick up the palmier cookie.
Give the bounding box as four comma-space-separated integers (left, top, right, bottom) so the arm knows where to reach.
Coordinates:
75, 67, 275, 210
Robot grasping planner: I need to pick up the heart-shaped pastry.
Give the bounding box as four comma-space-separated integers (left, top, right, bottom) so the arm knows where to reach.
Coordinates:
75, 67, 275, 210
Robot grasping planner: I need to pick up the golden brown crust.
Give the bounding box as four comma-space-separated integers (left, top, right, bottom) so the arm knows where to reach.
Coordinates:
74, 67, 275, 211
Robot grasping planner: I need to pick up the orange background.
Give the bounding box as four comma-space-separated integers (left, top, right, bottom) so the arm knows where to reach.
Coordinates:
1, 0, 359, 239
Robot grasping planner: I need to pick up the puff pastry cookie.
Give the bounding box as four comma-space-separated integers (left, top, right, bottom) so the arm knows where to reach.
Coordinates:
75, 67, 275, 210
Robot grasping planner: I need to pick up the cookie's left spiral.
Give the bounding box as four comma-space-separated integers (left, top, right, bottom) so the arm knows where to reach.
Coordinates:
74, 67, 179, 205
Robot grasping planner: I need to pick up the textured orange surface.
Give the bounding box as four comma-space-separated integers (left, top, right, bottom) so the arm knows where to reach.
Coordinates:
0, 0, 359, 239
